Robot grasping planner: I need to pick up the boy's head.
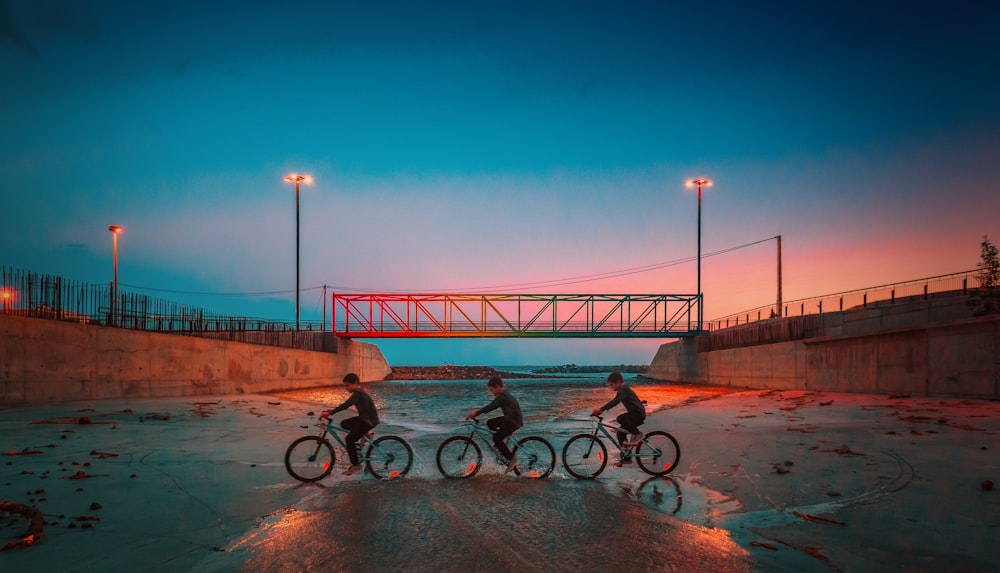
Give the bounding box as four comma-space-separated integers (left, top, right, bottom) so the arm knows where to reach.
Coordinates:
342, 372, 361, 388
607, 370, 624, 390
486, 374, 505, 395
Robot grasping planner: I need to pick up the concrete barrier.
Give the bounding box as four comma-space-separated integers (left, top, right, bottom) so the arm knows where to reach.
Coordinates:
647, 296, 1000, 399
0, 315, 391, 406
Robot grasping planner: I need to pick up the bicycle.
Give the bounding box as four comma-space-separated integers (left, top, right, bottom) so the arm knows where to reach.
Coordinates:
284, 414, 414, 482
435, 418, 556, 479
561, 413, 680, 479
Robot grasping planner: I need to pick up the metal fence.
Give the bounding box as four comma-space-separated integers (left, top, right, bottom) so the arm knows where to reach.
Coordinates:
0, 266, 330, 350
706, 269, 982, 331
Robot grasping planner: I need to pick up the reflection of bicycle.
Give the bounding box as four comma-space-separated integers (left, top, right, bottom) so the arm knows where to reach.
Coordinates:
561, 413, 680, 479
635, 475, 683, 515
284, 415, 413, 482
436, 418, 556, 479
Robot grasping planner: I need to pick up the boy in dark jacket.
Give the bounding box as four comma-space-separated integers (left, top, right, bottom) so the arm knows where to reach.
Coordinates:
322, 372, 379, 476
591, 370, 645, 462
468, 375, 523, 473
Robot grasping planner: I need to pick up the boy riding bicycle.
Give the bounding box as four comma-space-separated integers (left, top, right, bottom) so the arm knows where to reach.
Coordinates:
322, 372, 379, 476
467, 374, 523, 473
591, 370, 646, 464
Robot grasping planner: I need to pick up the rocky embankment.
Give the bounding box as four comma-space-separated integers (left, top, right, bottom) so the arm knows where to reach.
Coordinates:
384, 365, 553, 380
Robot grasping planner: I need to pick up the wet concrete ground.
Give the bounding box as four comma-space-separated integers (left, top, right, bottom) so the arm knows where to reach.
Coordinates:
2, 389, 998, 572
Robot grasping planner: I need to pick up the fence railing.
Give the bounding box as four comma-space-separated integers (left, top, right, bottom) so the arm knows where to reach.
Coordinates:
706, 269, 982, 331
0, 266, 330, 350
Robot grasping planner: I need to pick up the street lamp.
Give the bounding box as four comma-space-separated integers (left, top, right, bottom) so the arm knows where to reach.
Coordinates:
686, 178, 712, 330
284, 174, 311, 330
108, 225, 123, 325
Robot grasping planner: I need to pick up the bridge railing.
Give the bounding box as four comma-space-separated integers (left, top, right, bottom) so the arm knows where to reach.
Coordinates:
332, 293, 702, 338
706, 269, 982, 331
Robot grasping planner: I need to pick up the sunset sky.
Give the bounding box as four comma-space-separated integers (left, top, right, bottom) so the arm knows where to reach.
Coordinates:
2, 1, 999, 365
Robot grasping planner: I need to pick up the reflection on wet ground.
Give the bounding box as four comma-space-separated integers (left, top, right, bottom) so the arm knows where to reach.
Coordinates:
201, 476, 756, 573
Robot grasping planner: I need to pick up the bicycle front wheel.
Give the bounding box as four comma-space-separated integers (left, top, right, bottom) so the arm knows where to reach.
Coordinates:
512, 436, 555, 479
285, 436, 336, 483
635, 431, 681, 476
561, 434, 608, 479
436, 436, 482, 478
365, 435, 414, 479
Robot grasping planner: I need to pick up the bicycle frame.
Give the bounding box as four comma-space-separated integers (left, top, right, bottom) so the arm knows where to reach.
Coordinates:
318, 418, 375, 460
588, 415, 638, 457
463, 418, 513, 460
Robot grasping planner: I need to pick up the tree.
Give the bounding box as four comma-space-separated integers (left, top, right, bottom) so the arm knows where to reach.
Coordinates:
970, 235, 999, 315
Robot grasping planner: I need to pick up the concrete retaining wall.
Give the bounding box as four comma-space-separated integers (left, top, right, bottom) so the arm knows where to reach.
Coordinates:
647, 298, 1000, 399
0, 315, 391, 406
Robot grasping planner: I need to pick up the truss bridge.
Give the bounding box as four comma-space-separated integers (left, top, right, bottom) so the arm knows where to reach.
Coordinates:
332, 293, 702, 338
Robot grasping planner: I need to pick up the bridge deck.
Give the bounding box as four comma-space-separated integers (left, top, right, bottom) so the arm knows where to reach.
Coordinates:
332, 293, 702, 338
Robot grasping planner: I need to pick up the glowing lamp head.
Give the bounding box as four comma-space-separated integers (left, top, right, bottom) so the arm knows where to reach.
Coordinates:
686, 178, 712, 189
284, 174, 313, 185
108, 225, 123, 234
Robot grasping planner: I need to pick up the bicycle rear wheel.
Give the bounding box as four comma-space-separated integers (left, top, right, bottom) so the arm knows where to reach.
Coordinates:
512, 436, 555, 479
436, 436, 482, 478
285, 436, 336, 483
365, 435, 414, 479
635, 431, 681, 476
561, 434, 608, 479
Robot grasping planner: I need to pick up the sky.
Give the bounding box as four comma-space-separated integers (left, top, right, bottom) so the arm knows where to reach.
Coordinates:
2, 0, 999, 366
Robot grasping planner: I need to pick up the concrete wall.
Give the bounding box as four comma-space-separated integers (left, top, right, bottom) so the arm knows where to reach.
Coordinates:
0, 314, 391, 406
647, 297, 1000, 399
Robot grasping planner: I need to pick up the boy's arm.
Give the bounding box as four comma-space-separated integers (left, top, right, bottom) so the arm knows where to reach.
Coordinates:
593, 394, 621, 415
323, 392, 358, 417
468, 396, 500, 419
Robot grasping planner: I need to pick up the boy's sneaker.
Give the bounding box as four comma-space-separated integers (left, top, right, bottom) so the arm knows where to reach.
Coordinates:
343, 464, 362, 476
616, 455, 633, 467
629, 433, 644, 448
504, 456, 519, 474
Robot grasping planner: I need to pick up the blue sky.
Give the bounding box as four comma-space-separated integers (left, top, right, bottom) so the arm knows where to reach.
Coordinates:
2, 0, 999, 365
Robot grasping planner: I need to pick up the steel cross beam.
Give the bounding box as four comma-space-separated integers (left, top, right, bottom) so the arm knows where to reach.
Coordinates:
331, 293, 701, 338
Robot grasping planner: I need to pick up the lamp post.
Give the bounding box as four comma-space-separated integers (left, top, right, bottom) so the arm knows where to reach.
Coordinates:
284, 174, 310, 330
108, 225, 123, 325
686, 178, 712, 331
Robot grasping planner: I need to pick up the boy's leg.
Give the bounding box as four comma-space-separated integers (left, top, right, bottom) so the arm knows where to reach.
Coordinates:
488, 417, 517, 460
617, 413, 643, 443
342, 417, 372, 466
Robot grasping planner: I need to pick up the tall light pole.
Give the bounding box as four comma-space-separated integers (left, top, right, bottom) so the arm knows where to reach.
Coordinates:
284, 174, 310, 330
686, 178, 712, 331
776, 234, 783, 318
108, 225, 123, 325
